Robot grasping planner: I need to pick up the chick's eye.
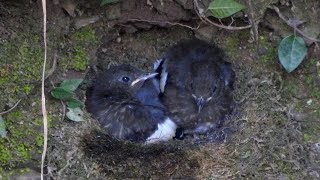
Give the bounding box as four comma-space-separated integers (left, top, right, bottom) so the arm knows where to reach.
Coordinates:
122, 76, 130, 82
190, 82, 194, 89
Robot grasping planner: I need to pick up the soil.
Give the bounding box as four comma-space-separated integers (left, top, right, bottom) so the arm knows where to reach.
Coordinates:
0, 0, 319, 180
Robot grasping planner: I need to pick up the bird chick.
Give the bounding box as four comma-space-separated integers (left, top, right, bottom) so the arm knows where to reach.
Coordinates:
155, 39, 235, 135
86, 64, 177, 143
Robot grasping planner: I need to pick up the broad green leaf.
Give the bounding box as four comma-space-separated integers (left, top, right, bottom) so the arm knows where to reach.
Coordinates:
101, 0, 119, 6
67, 98, 83, 108
0, 116, 7, 138
208, 0, 245, 19
66, 107, 84, 122
278, 35, 307, 73
60, 79, 83, 92
51, 87, 73, 100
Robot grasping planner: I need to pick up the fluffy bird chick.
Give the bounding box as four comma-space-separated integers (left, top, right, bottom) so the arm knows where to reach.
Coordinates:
86, 64, 177, 143
155, 39, 235, 134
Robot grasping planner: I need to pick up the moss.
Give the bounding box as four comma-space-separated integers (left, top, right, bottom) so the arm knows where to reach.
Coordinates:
303, 133, 312, 142
60, 26, 98, 71
289, 75, 320, 141
34, 114, 55, 128
303, 69, 320, 112
4, 111, 34, 156
223, 32, 244, 59
283, 75, 320, 140
73, 45, 89, 70
302, 120, 320, 141
282, 74, 320, 142
6, 111, 33, 138
0, 169, 14, 180
284, 79, 298, 95
0, 32, 44, 110
315, 107, 320, 117
14, 143, 32, 160
257, 36, 277, 64
0, 141, 13, 166
0, 168, 30, 180
310, 87, 320, 99
0, 108, 45, 172
304, 58, 317, 68
304, 74, 314, 85
23, 84, 33, 94
72, 26, 98, 43
35, 134, 44, 147
222, 31, 277, 64
19, 168, 30, 173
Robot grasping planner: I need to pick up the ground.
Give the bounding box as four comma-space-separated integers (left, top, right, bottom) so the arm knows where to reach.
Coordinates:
0, 0, 319, 179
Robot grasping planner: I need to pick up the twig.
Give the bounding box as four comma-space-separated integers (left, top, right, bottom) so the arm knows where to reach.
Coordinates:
60, 100, 66, 121
83, 163, 94, 178
271, 5, 320, 43
0, 99, 22, 115
41, 0, 48, 180
128, 18, 201, 30
57, 149, 77, 178
57, 159, 71, 177
45, 51, 58, 80
193, 0, 251, 30
247, 0, 259, 41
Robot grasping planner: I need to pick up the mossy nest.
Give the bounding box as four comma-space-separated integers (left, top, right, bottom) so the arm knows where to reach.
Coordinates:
81, 129, 202, 179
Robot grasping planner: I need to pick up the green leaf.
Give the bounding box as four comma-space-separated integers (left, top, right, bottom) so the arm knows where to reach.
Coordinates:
67, 98, 83, 108
101, 0, 119, 6
208, 0, 245, 19
0, 116, 7, 138
51, 87, 73, 100
59, 78, 83, 92
303, 133, 311, 142
278, 35, 307, 73
66, 107, 84, 122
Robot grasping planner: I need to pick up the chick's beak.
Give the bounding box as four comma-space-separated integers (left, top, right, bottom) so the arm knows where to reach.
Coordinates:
131, 72, 158, 86
196, 97, 206, 113
192, 94, 206, 113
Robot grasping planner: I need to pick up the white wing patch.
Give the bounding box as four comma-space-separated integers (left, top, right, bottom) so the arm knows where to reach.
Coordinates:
153, 58, 164, 70
153, 58, 168, 93
160, 70, 168, 93
146, 117, 177, 144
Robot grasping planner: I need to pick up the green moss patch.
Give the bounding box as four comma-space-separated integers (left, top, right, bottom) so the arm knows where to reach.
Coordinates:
0, 110, 41, 170
0, 96, 57, 177
60, 26, 98, 71
0, 34, 43, 110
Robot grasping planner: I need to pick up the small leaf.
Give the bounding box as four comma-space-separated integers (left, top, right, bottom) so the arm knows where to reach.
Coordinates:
208, 0, 245, 19
60, 78, 83, 92
67, 98, 83, 108
278, 35, 307, 73
51, 87, 73, 100
0, 116, 7, 138
101, 0, 119, 6
303, 133, 311, 142
66, 107, 84, 122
